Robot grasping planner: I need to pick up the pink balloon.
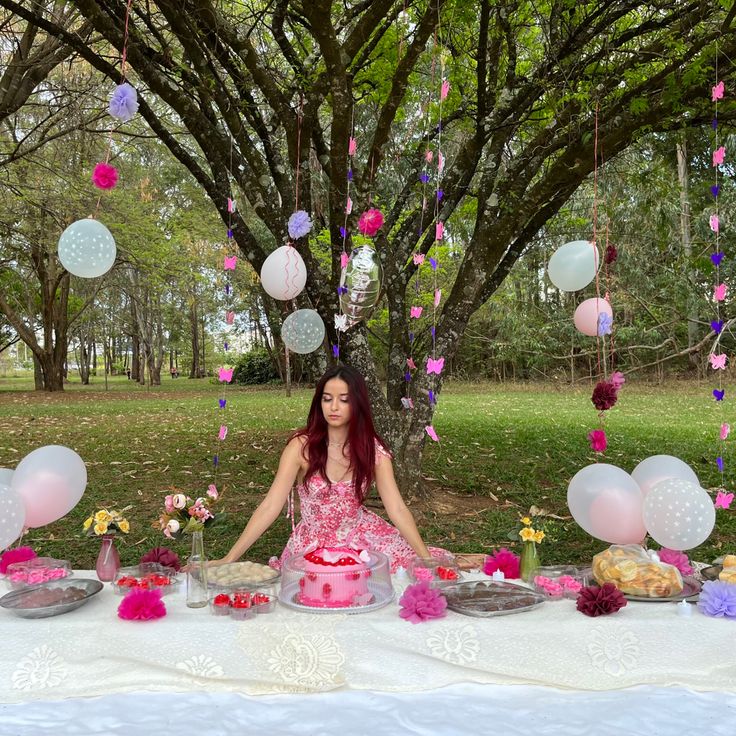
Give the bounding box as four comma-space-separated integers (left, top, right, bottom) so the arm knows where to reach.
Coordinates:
589, 489, 647, 544
574, 298, 612, 337
11, 445, 87, 528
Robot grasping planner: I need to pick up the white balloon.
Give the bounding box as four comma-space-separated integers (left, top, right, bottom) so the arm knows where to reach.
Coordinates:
0, 468, 13, 487
567, 463, 646, 544
631, 455, 699, 497
0, 483, 25, 550
58, 218, 117, 278
260, 245, 307, 300
643, 478, 715, 551
547, 240, 599, 292
282, 309, 325, 354
11, 445, 87, 528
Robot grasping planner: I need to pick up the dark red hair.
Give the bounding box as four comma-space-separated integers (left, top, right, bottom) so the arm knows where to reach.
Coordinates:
291, 364, 388, 502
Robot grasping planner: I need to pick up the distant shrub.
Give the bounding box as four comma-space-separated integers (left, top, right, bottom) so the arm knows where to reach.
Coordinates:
232, 348, 279, 385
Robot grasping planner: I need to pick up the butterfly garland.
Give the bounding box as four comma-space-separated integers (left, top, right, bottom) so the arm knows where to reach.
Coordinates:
709, 72, 732, 509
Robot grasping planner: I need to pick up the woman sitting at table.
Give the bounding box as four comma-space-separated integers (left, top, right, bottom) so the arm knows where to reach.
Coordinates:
217, 364, 449, 572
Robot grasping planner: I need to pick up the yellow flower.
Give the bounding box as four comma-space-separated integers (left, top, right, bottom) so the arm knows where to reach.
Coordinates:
519, 527, 536, 542
93, 521, 109, 535
533, 530, 545, 543
521, 516, 532, 525
94, 510, 112, 523
118, 519, 130, 534
83, 516, 93, 531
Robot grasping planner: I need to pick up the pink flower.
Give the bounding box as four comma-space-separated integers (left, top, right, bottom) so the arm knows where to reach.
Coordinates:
0, 546, 36, 574
92, 162, 119, 190
398, 581, 447, 624
657, 548, 693, 576
483, 548, 520, 579
358, 208, 384, 237
118, 587, 166, 621
588, 429, 607, 453
609, 371, 625, 391
207, 484, 219, 500
164, 494, 175, 513
140, 547, 181, 572
348, 137, 357, 156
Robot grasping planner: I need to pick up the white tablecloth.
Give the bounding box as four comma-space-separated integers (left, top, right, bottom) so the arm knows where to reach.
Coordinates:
1, 572, 735, 733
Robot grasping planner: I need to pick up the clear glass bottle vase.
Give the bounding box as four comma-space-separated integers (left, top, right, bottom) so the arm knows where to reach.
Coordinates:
186, 530, 208, 608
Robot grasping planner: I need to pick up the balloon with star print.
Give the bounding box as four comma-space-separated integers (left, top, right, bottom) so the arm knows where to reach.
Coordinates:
642, 478, 715, 551
0, 482, 25, 550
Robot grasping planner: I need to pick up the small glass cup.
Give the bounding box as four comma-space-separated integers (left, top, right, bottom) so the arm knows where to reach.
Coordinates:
229, 589, 255, 620
209, 592, 232, 616
252, 589, 276, 614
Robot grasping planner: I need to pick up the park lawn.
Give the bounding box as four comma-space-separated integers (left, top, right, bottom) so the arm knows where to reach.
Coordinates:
0, 375, 732, 569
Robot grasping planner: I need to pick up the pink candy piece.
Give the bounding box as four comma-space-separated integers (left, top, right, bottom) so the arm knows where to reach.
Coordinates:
413, 567, 434, 582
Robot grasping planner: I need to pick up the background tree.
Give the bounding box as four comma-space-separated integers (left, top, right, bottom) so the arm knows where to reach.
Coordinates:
3, 0, 735, 494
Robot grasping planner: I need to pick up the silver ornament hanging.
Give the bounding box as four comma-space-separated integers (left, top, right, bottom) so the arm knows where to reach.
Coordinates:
339, 245, 383, 327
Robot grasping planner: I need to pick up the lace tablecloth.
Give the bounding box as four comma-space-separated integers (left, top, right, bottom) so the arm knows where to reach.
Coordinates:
1, 572, 734, 703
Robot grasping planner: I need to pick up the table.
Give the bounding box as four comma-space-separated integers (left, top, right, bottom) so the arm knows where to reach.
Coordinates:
1, 572, 735, 734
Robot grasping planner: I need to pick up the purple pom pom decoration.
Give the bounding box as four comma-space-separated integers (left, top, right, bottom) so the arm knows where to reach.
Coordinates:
108, 83, 139, 122
288, 210, 312, 240
398, 581, 447, 624
697, 581, 736, 618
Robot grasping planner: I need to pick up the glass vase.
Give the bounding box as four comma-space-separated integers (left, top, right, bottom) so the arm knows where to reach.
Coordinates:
96, 535, 120, 582
186, 530, 208, 608
520, 541, 540, 582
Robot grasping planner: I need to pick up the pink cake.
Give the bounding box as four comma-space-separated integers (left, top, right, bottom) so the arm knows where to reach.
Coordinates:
298, 547, 373, 608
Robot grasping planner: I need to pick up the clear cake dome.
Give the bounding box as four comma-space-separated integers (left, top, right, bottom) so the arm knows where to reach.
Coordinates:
278, 547, 394, 614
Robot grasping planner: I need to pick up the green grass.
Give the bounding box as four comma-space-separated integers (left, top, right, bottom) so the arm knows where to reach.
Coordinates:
0, 374, 732, 569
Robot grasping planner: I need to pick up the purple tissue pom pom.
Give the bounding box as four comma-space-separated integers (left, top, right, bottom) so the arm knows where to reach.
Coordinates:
697, 581, 736, 618
108, 83, 139, 122
288, 210, 312, 240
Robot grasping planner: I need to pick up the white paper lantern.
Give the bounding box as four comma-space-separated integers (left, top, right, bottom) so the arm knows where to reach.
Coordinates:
260, 245, 307, 300
547, 240, 599, 292
58, 218, 117, 278
282, 309, 325, 354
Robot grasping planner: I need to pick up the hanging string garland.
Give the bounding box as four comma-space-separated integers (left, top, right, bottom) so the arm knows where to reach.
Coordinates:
212, 192, 238, 494
709, 65, 732, 512
59, 0, 137, 279
422, 22, 450, 444
332, 121, 357, 360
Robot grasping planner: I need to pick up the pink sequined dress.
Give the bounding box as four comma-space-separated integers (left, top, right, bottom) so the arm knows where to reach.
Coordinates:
271, 446, 449, 573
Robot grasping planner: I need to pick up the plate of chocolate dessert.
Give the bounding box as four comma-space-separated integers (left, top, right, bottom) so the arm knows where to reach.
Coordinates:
0, 578, 103, 618
444, 580, 545, 617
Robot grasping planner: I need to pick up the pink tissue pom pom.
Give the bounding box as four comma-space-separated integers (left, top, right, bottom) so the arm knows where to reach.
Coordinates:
140, 546, 181, 572
398, 581, 447, 624
118, 587, 166, 621
483, 548, 520, 579
0, 547, 36, 574
358, 208, 384, 237
587, 429, 607, 453
92, 162, 118, 190
657, 548, 694, 576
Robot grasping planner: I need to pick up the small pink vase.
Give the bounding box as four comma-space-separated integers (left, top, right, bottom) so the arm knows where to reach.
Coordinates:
96, 535, 120, 582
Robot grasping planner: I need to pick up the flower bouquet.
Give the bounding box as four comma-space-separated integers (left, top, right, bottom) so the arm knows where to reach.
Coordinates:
507, 510, 555, 581
83, 507, 131, 536
155, 487, 225, 538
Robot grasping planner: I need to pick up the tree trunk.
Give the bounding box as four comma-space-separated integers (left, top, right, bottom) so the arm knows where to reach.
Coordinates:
676, 135, 698, 369
189, 302, 200, 379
